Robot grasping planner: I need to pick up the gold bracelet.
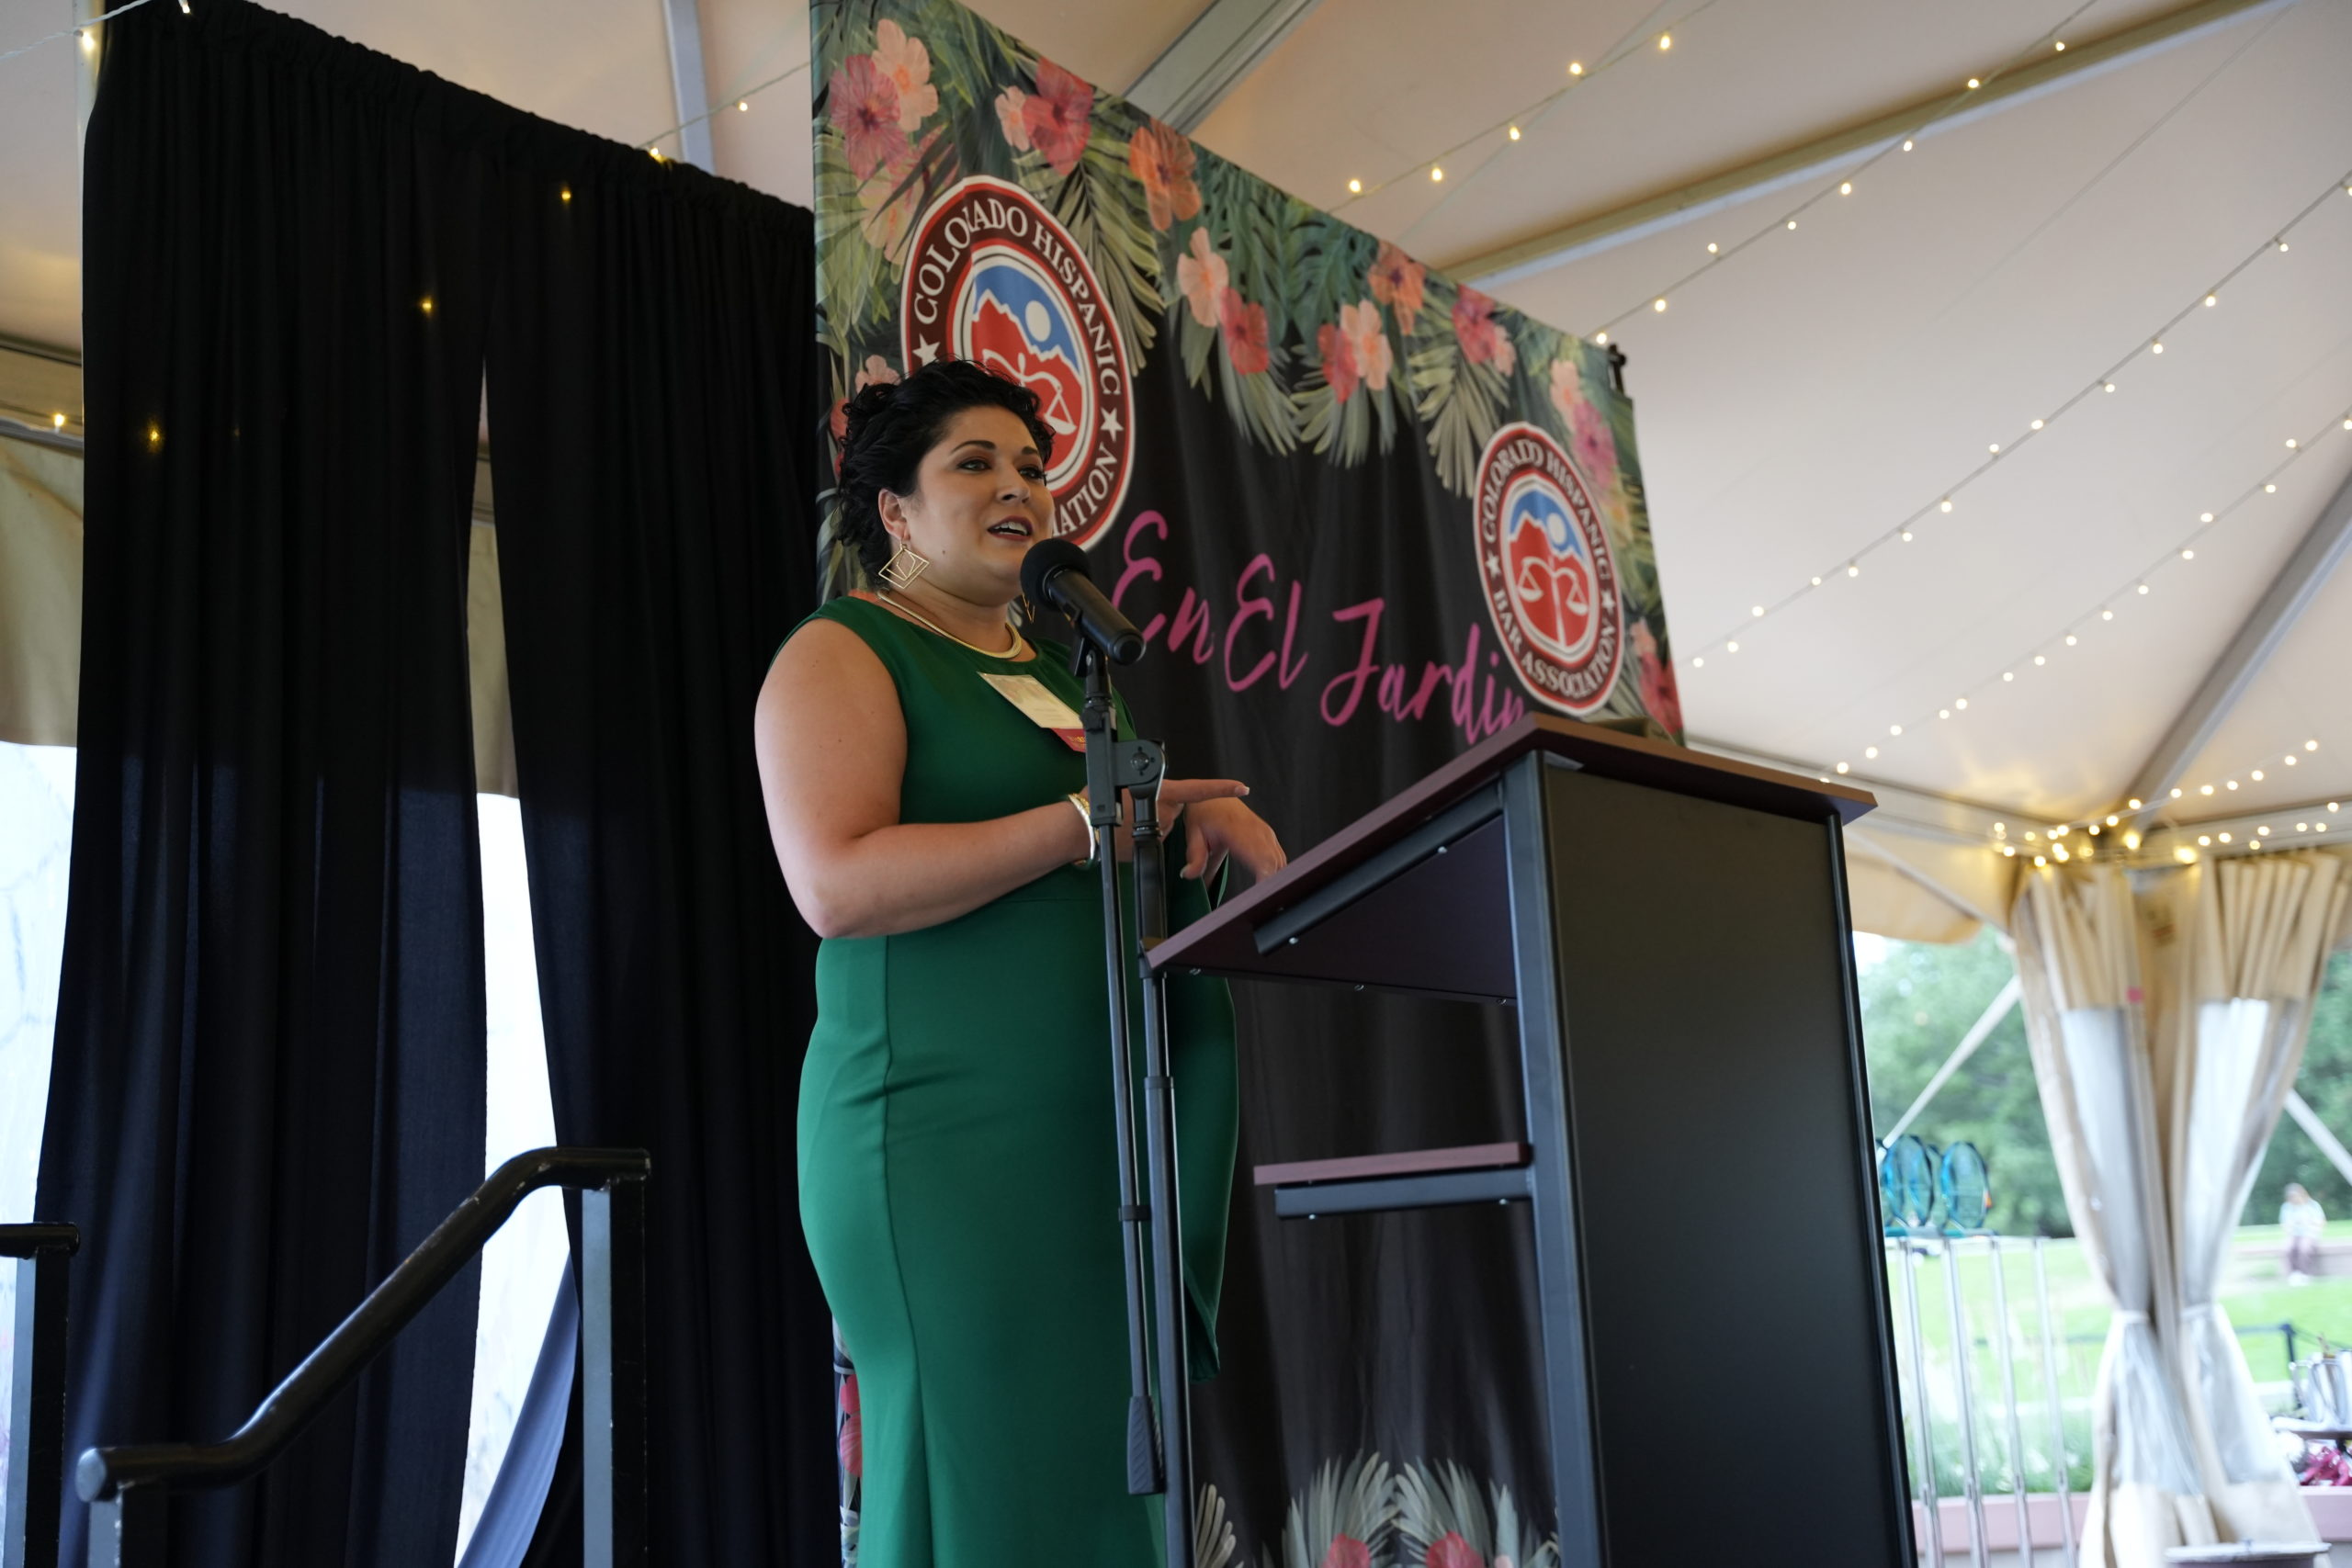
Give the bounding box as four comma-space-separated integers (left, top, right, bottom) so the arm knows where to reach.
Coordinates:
1067, 793, 1098, 866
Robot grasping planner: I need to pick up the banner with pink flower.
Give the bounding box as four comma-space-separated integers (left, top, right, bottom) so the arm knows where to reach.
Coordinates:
816, 3, 1678, 1559
814, 0, 1680, 747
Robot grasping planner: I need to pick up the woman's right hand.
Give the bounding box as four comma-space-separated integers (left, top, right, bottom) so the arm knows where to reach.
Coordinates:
1074, 779, 1249, 859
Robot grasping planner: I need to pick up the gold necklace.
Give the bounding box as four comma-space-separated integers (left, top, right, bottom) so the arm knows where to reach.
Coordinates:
878, 589, 1029, 660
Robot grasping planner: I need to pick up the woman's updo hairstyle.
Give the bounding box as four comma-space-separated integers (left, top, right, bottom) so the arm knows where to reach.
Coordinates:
836, 359, 1057, 577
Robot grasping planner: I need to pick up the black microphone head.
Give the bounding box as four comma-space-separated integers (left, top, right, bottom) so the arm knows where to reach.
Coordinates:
1020, 536, 1089, 607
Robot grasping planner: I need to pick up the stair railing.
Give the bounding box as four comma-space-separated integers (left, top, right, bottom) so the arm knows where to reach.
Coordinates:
74, 1147, 649, 1568
3, 1223, 80, 1568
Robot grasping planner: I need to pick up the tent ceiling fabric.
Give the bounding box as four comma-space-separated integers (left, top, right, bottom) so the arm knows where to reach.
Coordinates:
3, 0, 2346, 858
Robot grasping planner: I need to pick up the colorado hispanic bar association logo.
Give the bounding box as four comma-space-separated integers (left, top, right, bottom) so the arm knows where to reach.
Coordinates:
901, 176, 1134, 549
1473, 422, 1624, 716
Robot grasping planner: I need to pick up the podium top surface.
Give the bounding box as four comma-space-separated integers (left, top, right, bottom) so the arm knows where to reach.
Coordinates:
1149, 714, 1872, 987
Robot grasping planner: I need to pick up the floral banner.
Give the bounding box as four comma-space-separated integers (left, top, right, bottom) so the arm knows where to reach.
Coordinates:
815, 0, 1680, 740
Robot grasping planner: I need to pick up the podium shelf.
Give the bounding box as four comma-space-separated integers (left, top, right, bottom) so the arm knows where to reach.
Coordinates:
1256, 1142, 1532, 1219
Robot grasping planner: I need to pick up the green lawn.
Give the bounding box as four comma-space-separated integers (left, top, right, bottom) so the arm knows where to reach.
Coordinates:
1883, 1221, 2352, 1497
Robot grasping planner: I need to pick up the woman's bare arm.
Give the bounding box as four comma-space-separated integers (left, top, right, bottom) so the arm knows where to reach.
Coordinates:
754, 620, 1100, 938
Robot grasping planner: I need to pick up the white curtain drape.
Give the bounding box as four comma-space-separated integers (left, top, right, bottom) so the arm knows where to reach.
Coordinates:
2012, 853, 2346, 1565
2155, 853, 2347, 1540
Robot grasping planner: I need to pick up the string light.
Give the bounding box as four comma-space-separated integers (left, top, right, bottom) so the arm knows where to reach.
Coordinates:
51, 412, 64, 431
635, 58, 811, 153
1589, 8, 2098, 328
1332, 0, 1720, 212
1653, 298, 1668, 312
1430, 166, 1444, 182
1675, 167, 2350, 671
1802, 401, 2351, 768
736, 100, 749, 112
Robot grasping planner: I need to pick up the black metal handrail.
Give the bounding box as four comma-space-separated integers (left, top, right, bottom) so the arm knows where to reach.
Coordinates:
74, 1147, 649, 1568
3, 1223, 81, 1568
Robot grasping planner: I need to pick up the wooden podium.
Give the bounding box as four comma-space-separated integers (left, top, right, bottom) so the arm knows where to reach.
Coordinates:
1151, 715, 1914, 1567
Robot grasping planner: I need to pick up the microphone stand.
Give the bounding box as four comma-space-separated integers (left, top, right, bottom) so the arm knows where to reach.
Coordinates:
1074, 637, 1195, 1568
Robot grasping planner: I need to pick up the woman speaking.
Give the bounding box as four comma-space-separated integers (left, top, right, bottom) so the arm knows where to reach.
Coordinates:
755, 359, 1284, 1565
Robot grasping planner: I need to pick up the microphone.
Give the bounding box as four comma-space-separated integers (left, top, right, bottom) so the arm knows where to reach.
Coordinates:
1022, 538, 1145, 665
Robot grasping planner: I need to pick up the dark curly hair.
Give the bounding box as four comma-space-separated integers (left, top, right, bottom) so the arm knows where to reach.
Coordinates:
835, 359, 1057, 578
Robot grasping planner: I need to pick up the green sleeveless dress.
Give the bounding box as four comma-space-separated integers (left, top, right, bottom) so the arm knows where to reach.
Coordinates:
791, 594, 1238, 1568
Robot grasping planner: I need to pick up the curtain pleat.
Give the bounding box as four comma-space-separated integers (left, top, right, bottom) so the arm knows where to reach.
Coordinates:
2012, 856, 2344, 1565
39, 2, 492, 1562
478, 129, 833, 1567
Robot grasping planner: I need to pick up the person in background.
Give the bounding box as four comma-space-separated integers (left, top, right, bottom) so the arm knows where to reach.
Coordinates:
2282, 1182, 2326, 1284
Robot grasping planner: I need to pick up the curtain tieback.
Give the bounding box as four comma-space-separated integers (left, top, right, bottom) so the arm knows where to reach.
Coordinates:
2113, 1309, 2152, 1325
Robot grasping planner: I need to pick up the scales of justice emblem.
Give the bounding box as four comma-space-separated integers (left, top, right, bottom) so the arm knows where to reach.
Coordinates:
900, 176, 1135, 549
1473, 422, 1625, 716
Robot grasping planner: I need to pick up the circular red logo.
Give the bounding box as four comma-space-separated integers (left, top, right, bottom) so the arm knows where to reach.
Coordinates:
901, 176, 1134, 549
1474, 423, 1624, 716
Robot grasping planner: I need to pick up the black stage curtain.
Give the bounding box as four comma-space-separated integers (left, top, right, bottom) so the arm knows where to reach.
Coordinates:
39, 2, 492, 1563
478, 135, 832, 1566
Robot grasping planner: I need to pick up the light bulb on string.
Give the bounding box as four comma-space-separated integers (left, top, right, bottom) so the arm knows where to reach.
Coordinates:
1901, 139, 1914, 152
1568, 61, 1584, 75
1430, 166, 1444, 182
1839, 182, 1852, 197
1509, 125, 1521, 141
1657, 33, 1672, 50
1347, 178, 1362, 194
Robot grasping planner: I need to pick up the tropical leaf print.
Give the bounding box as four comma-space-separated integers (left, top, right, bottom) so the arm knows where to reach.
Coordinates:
1394, 1460, 1561, 1568
1047, 120, 1163, 363
1198, 1483, 1242, 1568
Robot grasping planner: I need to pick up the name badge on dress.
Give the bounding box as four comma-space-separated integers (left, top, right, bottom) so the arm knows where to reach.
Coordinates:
978, 672, 1088, 752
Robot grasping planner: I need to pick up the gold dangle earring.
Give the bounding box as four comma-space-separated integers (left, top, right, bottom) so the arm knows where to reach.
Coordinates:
878, 538, 930, 591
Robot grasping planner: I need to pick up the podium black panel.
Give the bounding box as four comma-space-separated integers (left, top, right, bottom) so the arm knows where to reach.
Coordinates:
1536, 764, 1905, 1564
